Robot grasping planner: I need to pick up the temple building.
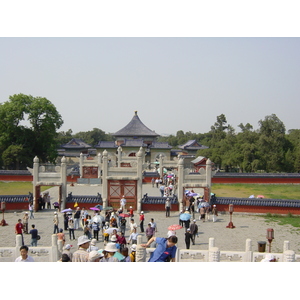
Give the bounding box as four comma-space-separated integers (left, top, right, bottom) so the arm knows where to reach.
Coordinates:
58, 111, 208, 168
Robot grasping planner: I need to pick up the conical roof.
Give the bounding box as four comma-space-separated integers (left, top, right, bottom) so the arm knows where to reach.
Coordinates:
113, 111, 159, 138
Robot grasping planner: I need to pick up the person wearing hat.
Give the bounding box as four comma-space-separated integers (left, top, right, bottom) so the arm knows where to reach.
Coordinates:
22, 212, 29, 234
72, 235, 91, 262
88, 239, 99, 252
139, 211, 145, 233
53, 212, 59, 234
129, 244, 137, 262
88, 250, 102, 262
129, 206, 134, 218
62, 244, 73, 261
100, 243, 119, 262
212, 205, 218, 222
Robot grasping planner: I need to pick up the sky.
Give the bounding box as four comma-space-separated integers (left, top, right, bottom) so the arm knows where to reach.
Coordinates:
0, 2, 299, 138
1, 37, 299, 136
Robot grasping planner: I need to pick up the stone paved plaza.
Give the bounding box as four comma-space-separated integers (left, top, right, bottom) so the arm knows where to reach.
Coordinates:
1, 183, 300, 256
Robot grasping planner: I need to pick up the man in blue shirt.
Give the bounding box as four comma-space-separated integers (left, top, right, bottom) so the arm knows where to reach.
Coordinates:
29, 224, 38, 247
141, 235, 178, 262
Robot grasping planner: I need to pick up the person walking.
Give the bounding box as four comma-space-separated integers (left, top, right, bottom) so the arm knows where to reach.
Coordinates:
212, 205, 218, 222
29, 224, 39, 247
146, 223, 155, 241
128, 227, 139, 245
57, 228, 66, 247
29, 202, 34, 219
15, 219, 24, 246
92, 221, 100, 241
165, 198, 171, 217
53, 212, 59, 234
68, 218, 75, 240
189, 219, 198, 245
22, 212, 29, 234
185, 229, 193, 249
199, 207, 206, 222
120, 217, 127, 235
139, 211, 145, 233
73, 207, 81, 230
120, 195, 126, 211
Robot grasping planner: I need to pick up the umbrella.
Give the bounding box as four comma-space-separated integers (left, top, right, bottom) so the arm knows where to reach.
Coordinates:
179, 213, 191, 221
103, 206, 113, 211
119, 213, 130, 218
90, 207, 100, 211
61, 208, 73, 213
92, 215, 104, 223
95, 204, 103, 210
104, 227, 120, 234
257, 195, 265, 199
249, 195, 255, 198
187, 192, 198, 197
199, 202, 210, 208
114, 251, 125, 261
168, 224, 183, 231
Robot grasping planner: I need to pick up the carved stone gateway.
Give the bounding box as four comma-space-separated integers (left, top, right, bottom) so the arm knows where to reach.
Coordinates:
28, 156, 67, 211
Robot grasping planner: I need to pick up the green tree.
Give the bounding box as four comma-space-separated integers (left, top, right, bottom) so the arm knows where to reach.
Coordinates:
0, 94, 63, 168
257, 114, 288, 172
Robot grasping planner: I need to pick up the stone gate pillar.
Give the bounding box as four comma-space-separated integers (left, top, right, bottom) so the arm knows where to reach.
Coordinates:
60, 156, 67, 210
206, 158, 212, 202
33, 156, 39, 211
102, 150, 108, 208
79, 153, 84, 178
177, 157, 184, 212
137, 147, 143, 213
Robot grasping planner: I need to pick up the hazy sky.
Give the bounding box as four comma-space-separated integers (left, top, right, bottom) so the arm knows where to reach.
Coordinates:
1, 37, 299, 136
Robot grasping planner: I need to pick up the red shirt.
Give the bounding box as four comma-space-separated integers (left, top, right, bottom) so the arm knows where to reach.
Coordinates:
139, 214, 144, 221
15, 223, 23, 234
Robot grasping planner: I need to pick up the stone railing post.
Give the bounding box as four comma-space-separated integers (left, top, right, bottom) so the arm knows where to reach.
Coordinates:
283, 250, 295, 262
208, 237, 215, 250
283, 240, 290, 252
245, 238, 253, 262
51, 234, 59, 262
136, 235, 146, 262
57, 239, 63, 253
209, 247, 220, 262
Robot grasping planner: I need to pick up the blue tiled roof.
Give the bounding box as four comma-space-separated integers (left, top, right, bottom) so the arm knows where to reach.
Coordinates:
113, 111, 159, 137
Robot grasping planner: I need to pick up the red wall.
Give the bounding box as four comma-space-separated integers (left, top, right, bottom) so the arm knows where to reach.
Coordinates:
212, 177, 300, 184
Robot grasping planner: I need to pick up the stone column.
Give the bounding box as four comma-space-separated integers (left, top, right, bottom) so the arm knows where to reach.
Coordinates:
60, 156, 67, 210
159, 154, 164, 179
177, 157, 184, 212
206, 158, 212, 202
33, 156, 39, 212
79, 153, 84, 178
137, 147, 143, 213
97, 153, 102, 182
102, 150, 108, 209
117, 146, 122, 168
209, 247, 220, 262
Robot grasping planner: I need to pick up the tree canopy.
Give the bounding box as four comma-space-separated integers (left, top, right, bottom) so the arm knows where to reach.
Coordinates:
0, 94, 63, 169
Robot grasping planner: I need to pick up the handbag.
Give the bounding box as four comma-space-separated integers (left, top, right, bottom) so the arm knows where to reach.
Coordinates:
37, 235, 41, 240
